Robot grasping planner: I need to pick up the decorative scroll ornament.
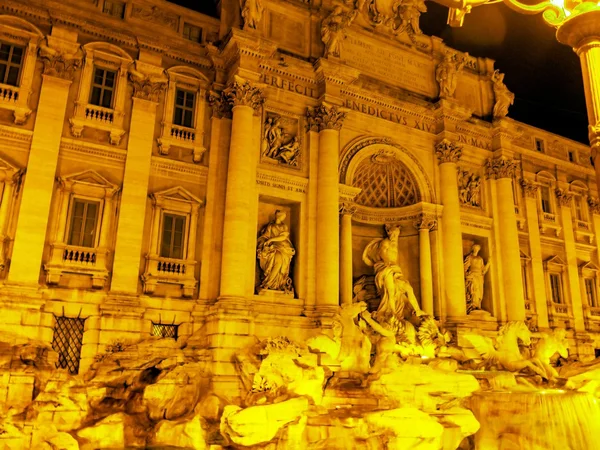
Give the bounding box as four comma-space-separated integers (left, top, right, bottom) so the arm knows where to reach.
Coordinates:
435, 139, 462, 164
129, 73, 166, 102
240, 0, 264, 30
458, 169, 482, 207
38, 43, 81, 81
207, 91, 233, 119
306, 105, 346, 132
436, 51, 468, 99
588, 196, 600, 214
321, 6, 358, 58
555, 188, 574, 207
485, 157, 518, 179
520, 179, 540, 198
223, 81, 265, 112
339, 202, 358, 215
414, 213, 437, 231
491, 70, 515, 119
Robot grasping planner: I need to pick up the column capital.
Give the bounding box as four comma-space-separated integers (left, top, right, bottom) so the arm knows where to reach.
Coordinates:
223, 80, 265, 112
520, 179, 539, 198
129, 74, 167, 102
307, 104, 346, 132
555, 188, 574, 207
339, 202, 357, 216
435, 139, 462, 164
588, 196, 600, 214
208, 91, 232, 119
39, 50, 81, 81
414, 213, 437, 231
485, 157, 518, 179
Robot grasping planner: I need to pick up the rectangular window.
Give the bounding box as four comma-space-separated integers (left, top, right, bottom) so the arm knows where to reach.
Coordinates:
52, 316, 85, 375
522, 264, 529, 300
152, 322, 179, 340
550, 273, 563, 304
585, 278, 598, 307
541, 186, 552, 214
103, 0, 125, 18
568, 151, 575, 162
535, 138, 545, 153
160, 213, 186, 259
574, 196, 585, 221
173, 89, 195, 128
89, 67, 117, 108
0, 42, 24, 86
183, 23, 202, 43
68, 199, 100, 248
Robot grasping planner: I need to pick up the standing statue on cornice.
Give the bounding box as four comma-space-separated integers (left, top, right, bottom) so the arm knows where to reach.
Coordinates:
240, 0, 264, 30
394, 0, 427, 35
321, 6, 358, 58
491, 69, 515, 119
257, 210, 295, 294
436, 52, 468, 99
362, 224, 425, 326
464, 244, 490, 313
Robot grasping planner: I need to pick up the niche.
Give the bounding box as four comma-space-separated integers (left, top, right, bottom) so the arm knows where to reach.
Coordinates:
462, 236, 493, 315
255, 198, 300, 298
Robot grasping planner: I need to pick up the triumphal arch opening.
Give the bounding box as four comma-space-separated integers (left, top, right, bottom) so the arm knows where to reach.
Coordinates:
0, 0, 600, 448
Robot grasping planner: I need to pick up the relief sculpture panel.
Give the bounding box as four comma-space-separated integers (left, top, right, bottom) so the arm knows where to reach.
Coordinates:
261, 112, 302, 169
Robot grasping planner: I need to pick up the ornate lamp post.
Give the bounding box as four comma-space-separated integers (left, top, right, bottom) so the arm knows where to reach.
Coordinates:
436, 0, 600, 183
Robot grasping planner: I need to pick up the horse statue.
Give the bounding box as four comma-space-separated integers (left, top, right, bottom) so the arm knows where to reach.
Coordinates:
463, 321, 547, 378
531, 328, 569, 380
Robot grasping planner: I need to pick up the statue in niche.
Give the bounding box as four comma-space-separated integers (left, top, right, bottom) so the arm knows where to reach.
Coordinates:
458, 169, 482, 207
256, 210, 295, 294
321, 6, 358, 58
436, 51, 468, 99
464, 244, 490, 314
491, 69, 515, 119
240, 0, 264, 30
362, 224, 425, 325
262, 114, 301, 168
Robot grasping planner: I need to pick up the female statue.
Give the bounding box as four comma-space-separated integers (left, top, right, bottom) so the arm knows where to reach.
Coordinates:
321, 6, 357, 58
435, 51, 467, 99
362, 224, 425, 325
256, 210, 295, 293
491, 70, 515, 119
240, 0, 264, 30
464, 244, 490, 313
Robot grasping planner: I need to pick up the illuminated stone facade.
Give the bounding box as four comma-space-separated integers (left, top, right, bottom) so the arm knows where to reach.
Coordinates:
0, 0, 599, 412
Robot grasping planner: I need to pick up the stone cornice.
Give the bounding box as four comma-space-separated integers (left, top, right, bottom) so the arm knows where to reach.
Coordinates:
256, 168, 309, 193
352, 202, 443, 226
151, 156, 208, 184
0, 125, 32, 151
59, 139, 127, 166
341, 86, 433, 122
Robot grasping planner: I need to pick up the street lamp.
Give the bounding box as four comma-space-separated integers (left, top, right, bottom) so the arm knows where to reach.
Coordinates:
435, 0, 600, 184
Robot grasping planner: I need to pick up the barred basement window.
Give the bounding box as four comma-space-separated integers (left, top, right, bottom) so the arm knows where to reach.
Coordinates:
52, 316, 85, 375
152, 322, 179, 340
0, 42, 24, 87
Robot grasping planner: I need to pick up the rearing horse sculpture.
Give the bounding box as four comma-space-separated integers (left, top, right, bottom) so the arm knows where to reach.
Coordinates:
463, 321, 547, 378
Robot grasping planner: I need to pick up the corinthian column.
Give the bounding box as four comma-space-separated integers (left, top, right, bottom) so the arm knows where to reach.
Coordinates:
219, 81, 264, 300
9, 36, 81, 284
111, 72, 167, 293
435, 139, 467, 318
339, 202, 356, 306
486, 157, 525, 321
415, 214, 437, 316
308, 105, 346, 309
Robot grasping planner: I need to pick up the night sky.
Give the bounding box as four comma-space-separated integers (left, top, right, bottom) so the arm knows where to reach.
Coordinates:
170, 0, 589, 145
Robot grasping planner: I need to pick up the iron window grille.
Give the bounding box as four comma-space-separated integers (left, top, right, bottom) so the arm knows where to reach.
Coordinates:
152, 322, 179, 340
52, 316, 86, 375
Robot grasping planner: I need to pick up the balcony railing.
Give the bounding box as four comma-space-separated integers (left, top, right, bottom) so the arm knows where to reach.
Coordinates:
576, 220, 591, 231
542, 212, 556, 223
85, 104, 115, 124
157, 258, 187, 275
588, 306, 600, 318
170, 124, 196, 143
143, 255, 197, 297
0, 84, 18, 104
62, 246, 97, 265
550, 302, 570, 316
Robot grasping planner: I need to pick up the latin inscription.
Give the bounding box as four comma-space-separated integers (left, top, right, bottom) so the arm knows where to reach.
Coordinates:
457, 134, 492, 150
261, 74, 318, 99
257, 178, 306, 194
342, 34, 435, 96
344, 99, 434, 132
